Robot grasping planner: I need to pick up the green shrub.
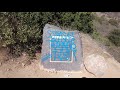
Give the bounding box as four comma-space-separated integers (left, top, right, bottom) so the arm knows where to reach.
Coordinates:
91, 29, 112, 46
0, 12, 42, 57
0, 12, 94, 58
108, 29, 120, 46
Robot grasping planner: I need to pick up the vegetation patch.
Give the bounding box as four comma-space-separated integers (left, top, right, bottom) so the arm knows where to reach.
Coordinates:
108, 19, 119, 27
108, 29, 120, 46
0, 12, 94, 58
91, 29, 113, 46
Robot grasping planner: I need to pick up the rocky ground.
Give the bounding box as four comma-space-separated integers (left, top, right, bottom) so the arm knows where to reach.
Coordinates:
0, 33, 120, 78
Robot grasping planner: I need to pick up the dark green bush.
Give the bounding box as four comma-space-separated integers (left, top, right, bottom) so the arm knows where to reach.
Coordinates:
0, 12, 93, 57
108, 29, 120, 46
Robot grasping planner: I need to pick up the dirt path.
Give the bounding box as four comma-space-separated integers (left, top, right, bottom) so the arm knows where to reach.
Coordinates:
0, 59, 95, 78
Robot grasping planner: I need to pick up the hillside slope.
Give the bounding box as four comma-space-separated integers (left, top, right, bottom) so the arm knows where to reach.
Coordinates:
0, 32, 120, 78
93, 12, 120, 62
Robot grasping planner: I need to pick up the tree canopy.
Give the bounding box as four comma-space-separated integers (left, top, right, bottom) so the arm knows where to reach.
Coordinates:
0, 12, 94, 57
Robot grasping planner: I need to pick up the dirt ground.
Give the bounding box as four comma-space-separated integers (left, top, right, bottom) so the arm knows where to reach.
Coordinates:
0, 33, 120, 78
